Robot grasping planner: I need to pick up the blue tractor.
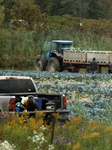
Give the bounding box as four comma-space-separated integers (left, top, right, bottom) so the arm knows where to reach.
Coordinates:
34, 40, 73, 72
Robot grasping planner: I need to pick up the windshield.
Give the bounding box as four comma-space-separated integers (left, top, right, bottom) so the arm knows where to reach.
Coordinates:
0, 79, 36, 93
41, 41, 57, 58
59, 44, 73, 49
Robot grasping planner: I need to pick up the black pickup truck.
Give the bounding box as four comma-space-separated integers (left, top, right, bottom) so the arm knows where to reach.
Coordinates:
0, 76, 69, 123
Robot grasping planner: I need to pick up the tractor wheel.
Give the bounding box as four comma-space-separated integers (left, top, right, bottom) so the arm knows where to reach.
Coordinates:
47, 57, 60, 72
34, 55, 47, 71
86, 66, 91, 73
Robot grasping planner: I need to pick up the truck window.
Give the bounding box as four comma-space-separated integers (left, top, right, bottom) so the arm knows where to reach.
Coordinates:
0, 79, 36, 93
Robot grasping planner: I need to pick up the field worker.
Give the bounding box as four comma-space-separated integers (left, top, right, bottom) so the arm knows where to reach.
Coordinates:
109, 60, 112, 73
90, 57, 99, 74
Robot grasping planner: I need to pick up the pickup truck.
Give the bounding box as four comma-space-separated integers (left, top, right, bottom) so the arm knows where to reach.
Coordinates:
0, 76, 69, 123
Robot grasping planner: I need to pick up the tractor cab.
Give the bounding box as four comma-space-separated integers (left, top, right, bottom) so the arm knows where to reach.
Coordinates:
52, 40, 73, 54
40, 40, 73, 60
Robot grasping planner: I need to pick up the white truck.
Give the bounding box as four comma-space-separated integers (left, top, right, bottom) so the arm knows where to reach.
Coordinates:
0, 76, 69, 123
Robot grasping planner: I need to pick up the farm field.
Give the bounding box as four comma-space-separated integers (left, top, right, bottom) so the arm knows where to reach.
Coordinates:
1, 69, 112, 122
1, 70, 112, 150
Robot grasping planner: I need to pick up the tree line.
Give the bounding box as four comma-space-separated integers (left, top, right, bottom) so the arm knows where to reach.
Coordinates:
35, 0, 112, 20
1, 0, 112, 26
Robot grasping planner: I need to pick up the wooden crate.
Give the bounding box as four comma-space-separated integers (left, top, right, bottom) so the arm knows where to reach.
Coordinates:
69, 51, 76, 61
75, 51, 82, 62
87, 51, 96, 62
81, 51, 87, 62
106, 51, 112, 63
63, 50, 70, 61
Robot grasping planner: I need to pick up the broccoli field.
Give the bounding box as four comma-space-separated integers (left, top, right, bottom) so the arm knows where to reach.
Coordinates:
1, 70, 112, 123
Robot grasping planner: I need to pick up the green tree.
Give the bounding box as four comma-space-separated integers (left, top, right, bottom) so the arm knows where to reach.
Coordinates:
88, 0, 99, 19
44, 0, 62, 16
34, 0, 46, 13
97, 0, 112, 19
60, 0, 77, 16
0, 0, 4, 27
76, 0, 88, 18
11, 0, 45, 30
0, 0, 5, 49
0, 0, 16, 26
42, 0, 88, 18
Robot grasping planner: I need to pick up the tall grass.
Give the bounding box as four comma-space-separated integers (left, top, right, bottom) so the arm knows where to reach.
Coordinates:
1, 28, 112, 70
1, 112, 112, 150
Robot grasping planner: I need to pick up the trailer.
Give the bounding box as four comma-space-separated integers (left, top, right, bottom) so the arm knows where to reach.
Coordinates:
63, 50, 112, 73
34, 40, 112, 73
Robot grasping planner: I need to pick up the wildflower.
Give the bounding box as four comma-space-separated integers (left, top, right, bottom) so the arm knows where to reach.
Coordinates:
80, 127, 83, 132
89, 132, 100, 144
55, 136, 60, 143
55, 76, 58, 78
28, 132, 47, 145
9, 119, 16, 128
0, 140, 16, 150
22, 110, 28, 116
73, 142, 81, 150
76, 116, 82, 125
40, 125, 46, 130
67, 142, 72, 148
105, 127, 112, 135
0, 113, 8, 119
69, 125, 74, 130
55, 136, 75, 145
90, 132, 100, 138
48, 144, 55, 150
33, 130, 37, 134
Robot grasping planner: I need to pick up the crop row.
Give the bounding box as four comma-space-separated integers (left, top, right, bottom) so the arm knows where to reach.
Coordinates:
0, 70, 112, 122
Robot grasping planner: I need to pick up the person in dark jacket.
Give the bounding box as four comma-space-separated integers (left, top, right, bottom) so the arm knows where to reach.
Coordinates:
109, 60, 112, 73
27, 97, 38, 111
90, 57, 99, 74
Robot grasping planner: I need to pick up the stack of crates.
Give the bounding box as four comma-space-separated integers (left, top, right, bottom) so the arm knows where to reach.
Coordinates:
63, 50, 70, 61
63, 50, 76, 62
64, 50, 112, 63
74, 51, 82, 62
87, 51, 112, 63
63, 50, 83, 62
100, 51, 108, 63
107, 51, 112, 62
87, 51, 100, 62
69, 51, 76, 62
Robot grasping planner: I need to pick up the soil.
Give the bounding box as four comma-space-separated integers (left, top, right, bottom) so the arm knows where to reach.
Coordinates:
79, 68, 108, 74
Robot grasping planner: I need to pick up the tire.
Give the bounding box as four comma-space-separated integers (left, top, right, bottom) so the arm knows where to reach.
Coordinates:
86, 66, 91, 73
34, 55, 47, 71
47, 57, 60, 72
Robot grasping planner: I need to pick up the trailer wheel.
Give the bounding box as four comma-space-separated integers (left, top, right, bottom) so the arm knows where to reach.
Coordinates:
34, 55, 47, 71
47, 57, 60, 72
86, 66, 91, 73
